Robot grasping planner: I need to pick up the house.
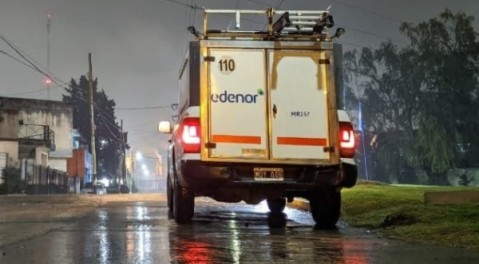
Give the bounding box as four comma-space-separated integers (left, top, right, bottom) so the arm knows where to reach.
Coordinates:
67, 129, 93, 191
0, 96, 73, 188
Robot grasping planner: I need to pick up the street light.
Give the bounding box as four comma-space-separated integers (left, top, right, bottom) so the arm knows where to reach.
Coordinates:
135, 151, 143, 161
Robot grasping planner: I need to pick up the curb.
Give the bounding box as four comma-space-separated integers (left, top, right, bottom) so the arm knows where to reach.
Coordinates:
0, 193, 166, 205
424, 191, 479, 204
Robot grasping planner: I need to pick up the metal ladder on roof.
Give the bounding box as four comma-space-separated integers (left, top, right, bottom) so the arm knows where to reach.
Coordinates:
189, 8, 338, 39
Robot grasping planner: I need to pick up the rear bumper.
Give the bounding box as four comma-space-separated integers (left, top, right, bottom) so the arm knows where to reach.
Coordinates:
176, 160, 357, 195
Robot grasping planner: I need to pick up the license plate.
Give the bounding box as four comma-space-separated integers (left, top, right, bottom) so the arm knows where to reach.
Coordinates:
254, 168, 284, 181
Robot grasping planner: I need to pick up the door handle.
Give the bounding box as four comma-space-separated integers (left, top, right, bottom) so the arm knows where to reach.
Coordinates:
273, 104, 277, 118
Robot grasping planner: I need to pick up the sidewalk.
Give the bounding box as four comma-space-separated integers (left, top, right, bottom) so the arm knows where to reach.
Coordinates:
0, 193, 167, 223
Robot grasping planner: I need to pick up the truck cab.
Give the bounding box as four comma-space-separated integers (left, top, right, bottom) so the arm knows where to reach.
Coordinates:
159, 8, 357, 227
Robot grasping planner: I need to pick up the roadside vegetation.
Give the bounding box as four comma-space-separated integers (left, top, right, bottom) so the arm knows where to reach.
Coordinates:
63, 75, 127, 180
341, 181, 479, 249
343, 9, 479, 185
0, 166, 25, 194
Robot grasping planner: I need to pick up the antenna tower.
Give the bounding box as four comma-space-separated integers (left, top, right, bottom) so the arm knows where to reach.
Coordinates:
45, 12, 52, 99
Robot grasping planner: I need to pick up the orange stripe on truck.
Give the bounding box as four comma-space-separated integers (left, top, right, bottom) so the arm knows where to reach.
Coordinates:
277, 137, 327, 146
212, 135, 262, 144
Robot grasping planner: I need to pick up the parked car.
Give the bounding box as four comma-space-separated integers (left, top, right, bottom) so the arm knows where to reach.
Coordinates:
95, 183, 107, 195
81, 182, 106, 195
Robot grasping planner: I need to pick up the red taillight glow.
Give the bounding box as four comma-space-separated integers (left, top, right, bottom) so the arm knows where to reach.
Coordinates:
179, 118, 201, 153
339, 122, 355, 158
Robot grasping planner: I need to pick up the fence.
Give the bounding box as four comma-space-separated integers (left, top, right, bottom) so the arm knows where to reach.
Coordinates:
21, 159, 69, 194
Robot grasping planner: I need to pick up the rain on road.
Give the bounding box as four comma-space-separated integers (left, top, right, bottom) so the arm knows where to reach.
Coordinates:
1, 195, 478, 264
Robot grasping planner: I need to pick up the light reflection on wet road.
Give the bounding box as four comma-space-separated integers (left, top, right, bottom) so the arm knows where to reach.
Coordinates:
1, 198, 478, 263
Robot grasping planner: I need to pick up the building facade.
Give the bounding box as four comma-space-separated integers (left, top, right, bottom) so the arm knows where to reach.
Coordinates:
0, 96, 73, 186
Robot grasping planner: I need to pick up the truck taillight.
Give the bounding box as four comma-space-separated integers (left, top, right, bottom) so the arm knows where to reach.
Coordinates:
339, 122, 355, 158
179, 118, 201, 153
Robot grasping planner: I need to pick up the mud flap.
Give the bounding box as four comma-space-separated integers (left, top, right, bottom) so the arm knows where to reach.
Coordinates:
340, 162, 357, 188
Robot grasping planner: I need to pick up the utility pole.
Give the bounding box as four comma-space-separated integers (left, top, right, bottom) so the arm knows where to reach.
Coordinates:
358, 101, 369, 181
88, 53, 98, 184
120, 120, 126, 187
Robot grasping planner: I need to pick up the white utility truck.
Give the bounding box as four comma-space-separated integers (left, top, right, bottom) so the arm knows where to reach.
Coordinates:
159, 8, 357, 227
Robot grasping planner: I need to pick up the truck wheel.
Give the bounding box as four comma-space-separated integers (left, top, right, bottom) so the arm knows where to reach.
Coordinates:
166, 174, 173, 219
173, 181, 194, 224
309, 188, 341, 229
267, 198, 286, 214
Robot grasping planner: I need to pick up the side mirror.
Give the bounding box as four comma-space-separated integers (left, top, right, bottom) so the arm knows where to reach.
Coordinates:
158, 121, 172, 134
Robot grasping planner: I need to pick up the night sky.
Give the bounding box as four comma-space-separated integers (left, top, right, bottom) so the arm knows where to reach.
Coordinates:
1, 0, 477, 160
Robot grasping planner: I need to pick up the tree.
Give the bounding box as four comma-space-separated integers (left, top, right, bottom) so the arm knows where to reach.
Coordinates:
0, 167, 25, 194
344, 9, 479, 184
63, 76, 124, 181
401, 9, 479, 184
344, 42, 422, 183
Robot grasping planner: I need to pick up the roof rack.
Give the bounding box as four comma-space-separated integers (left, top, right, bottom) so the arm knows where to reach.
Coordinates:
191, 8, 338, 40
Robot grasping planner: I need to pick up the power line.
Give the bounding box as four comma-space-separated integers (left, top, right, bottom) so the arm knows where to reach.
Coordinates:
332, 0, 403, 24
128, 131, 158, 136
160, 0, 204, 10
0, 49, 39, 72
97, 112, 123, 143
0, 48, 60, 96
125, 117, 167, 128
0, 36, 53, 82
245, 0, 269, 7
237, 1, 408, 48
97, 107, 120, 129
211, 1, 406, 50
0, 48, 65, 97
244, 0, 285, 8
337, 40, 368, 49
0, 35, 125, 122
116, 105, 170, 111
161, 0, 265, 29
0, 56, 128, 151
2, 88, 45, 97
0, 34, 74, 99
128, 136, 163, 145
0, 35, 69, 88
343, 26, 408, 47
0, 34, 131, 149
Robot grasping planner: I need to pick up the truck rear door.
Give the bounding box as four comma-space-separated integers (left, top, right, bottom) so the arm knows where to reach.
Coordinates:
205, 47, 334, 163
269, 50, 331, 161
207, 48, 268, 160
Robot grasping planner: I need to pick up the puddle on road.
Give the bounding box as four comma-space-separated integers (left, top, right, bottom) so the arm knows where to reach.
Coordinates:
1, 200, 478, 264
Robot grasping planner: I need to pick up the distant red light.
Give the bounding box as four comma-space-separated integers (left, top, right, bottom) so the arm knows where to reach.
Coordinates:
44, 78, 52, 85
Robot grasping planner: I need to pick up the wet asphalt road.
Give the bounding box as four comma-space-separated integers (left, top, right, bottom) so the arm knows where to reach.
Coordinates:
1, 195, 479, 264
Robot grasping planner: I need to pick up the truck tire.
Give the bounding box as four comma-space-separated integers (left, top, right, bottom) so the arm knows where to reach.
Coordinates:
173, 181, 194, 224
166, 174, 173, 219
309, 188, 341, 229
267, 198, 286, 214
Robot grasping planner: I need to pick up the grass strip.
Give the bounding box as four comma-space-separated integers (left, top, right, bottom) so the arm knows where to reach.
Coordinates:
341, 182, 479, 249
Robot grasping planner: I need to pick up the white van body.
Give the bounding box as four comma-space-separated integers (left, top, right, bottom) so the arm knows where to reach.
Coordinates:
162, 8, 357, 226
